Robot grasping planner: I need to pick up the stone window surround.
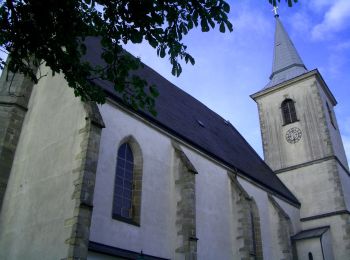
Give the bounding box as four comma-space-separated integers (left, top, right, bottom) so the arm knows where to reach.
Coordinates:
281, 98, 298, 126
112, 135, 143, 226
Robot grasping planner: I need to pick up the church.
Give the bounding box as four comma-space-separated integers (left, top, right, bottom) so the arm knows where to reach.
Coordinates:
0, 13, 349, 260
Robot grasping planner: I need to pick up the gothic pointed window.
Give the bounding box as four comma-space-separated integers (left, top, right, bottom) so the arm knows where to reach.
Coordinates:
281, 99, 297, 125
113, 138, 143, 225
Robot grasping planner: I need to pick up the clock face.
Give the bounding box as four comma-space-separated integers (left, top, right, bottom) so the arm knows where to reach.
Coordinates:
285, 127, 302, 144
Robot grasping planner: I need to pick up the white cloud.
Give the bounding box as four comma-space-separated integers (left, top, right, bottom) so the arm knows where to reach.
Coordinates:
311, 0, 350, 40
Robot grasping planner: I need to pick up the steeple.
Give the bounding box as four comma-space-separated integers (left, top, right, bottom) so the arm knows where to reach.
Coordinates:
265, 15, 307, 88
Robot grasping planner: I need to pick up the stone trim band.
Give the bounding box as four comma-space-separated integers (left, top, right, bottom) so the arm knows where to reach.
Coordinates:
275, 155, 349, 176
300, 210, 350, 222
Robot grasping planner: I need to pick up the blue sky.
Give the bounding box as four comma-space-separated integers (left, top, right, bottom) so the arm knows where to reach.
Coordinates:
125, 0, 350, 164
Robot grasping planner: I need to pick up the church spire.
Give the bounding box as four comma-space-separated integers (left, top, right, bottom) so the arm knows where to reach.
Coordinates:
265, 14, 308, 88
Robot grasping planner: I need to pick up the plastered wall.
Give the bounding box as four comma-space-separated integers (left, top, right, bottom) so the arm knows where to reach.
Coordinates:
90, 101, 300, 259
0, 67, 88, 259
301, 215, 350, 259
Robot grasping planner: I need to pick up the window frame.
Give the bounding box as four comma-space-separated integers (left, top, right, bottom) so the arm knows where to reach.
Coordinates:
281, 99, 298, 125
112, 138, 143, 226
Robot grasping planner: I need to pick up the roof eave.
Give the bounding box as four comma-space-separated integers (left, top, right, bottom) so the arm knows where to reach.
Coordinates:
250, 69, 337, 106
250, 69, 315, 101
103, 92, 301, 207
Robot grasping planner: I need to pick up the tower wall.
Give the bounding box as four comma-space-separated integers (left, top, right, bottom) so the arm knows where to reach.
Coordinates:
256, 74, 331, 171
253, 69, 350, 259
278, 159, 345, 218
317, 79, 348, 168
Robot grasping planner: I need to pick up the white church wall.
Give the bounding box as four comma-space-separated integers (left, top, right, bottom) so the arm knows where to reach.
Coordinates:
90, 100, 301, 259
237, 178, 272, 259
237, 177, 286, 259
321, 229, 335, 260
0, 68, 87, 259
273, 196, 301, 233
90, 102, 175, 259
301, 215, 348, 260
295, 237, 323, 260
181, 146, 235, 260
294, 229, 335, 260
267, 199, 284, 260
238, 178, 302, 259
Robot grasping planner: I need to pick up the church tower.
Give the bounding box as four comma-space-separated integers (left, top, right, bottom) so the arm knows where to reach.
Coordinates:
251, 13, 350, 259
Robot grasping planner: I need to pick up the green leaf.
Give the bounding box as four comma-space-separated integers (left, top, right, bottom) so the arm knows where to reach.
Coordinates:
147, 35, 158, 48
226, 21, 233, 32
189, 56, 195, 65
222, 2, 230, 13
201, 19, 209, 32
0, 0, 245, 116
131, 32, 143, 43
159, 47, 166, 58
188, 20, 193, 30
219, 22, 225, 33
80, 43, 87, 55
102, 52, 114, 64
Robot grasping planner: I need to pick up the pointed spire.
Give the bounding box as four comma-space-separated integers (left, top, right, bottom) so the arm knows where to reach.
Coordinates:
265, 15, 307, 89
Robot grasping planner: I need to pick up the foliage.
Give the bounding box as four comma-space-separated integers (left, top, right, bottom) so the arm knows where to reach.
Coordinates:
0, 0, 296, 115
269, 0, 298, 7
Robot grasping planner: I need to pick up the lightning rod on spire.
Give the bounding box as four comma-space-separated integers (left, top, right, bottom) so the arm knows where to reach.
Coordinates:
272, 6, 279, 17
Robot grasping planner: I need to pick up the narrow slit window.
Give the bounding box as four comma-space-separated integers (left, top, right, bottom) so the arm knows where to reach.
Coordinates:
249, 211, 257, 257
308, 252, 313, 260
326, 102, 336, 128
281, 99, 297, 125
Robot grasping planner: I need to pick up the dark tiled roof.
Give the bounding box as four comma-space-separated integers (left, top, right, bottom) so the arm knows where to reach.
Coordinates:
84, 38, 299, 206
292, 226, 329, 240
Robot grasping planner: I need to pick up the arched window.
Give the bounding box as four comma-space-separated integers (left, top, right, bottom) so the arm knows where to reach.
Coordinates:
281, 99, 297, 125
113, 139, 143, 225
